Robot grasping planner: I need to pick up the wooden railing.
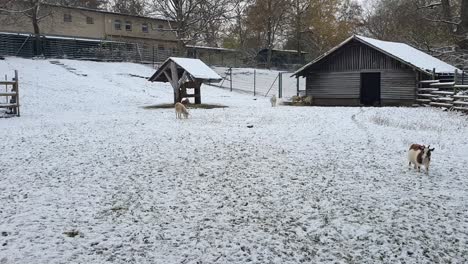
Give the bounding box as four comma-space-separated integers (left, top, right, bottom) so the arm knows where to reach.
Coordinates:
0, 70, 20, 117
416, 71, 468, 112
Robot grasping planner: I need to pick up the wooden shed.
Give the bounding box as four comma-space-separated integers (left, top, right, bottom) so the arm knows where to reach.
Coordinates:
293, 35, 460, 106
149, 57, 222, 104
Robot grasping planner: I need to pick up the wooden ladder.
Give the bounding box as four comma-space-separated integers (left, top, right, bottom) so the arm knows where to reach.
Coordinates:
0, 70, 20, 117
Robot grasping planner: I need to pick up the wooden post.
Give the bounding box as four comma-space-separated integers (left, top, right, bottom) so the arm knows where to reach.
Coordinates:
278, 72, 282, 98
152, 46, 155, 69
296, 76, 300, 96
432, 68, 436, 80
229, 67, 232, 92
253, 69, 256, 96
15, 70, 19, 117
454, 69, 459, 94
170, 62, 180, 103
195, 81, 201, 104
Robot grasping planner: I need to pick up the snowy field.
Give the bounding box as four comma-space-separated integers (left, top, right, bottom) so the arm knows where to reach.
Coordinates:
1, 57, 468, 263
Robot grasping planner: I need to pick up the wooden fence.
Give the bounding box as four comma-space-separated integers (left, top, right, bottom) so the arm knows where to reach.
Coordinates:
0, 70, 20, 117
416, 70, 468, 112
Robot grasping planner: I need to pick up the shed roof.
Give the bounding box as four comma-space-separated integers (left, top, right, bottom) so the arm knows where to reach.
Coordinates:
149, 57, 222, 83
294, 35, 460, 76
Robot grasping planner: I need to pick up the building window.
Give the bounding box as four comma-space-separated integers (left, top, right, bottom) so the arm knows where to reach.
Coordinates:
125, 21, 132, 31
64, 14, 72, 22
158, 24, 164, 30
114, 20, 122, 30
86, 17, 94, 24
142, 23, 149, 33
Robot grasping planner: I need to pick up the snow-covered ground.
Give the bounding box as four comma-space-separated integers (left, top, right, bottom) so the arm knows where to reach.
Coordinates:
1, 57, 468, 264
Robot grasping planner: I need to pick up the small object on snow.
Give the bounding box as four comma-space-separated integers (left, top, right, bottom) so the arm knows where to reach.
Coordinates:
253, 98, 257, 101
247, 125, 254, 128
1, 231, 8, 237
0, 56, 4, 60
63, 230, 80, 238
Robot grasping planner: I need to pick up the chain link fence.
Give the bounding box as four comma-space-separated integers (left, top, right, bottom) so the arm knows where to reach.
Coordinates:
211, 66, 306, 98
0, 32, 174, 64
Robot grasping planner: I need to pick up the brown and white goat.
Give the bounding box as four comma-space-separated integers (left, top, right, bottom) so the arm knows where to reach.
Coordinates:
408, 144, 435, 175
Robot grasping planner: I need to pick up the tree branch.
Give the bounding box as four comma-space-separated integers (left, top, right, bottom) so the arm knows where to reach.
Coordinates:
424, 17, 460, 25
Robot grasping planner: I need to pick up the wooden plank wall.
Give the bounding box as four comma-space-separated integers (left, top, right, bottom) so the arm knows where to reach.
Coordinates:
381, 70, 416, 100
306, 72, 360, 98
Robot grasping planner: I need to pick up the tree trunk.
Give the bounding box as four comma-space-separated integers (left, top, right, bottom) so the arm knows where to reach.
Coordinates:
31, 1, 42, 56
458, 0, 468, 48
441, 0, 453, 33
266, 0, 272, 69
295, 0, 303, 64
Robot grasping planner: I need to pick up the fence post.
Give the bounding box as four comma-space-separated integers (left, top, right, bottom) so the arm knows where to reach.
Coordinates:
278, 72, 282, 98
432, 68, 436, 80
296, 76, 300, 96
152, 46, 155, 69
253, 69, 256, 96
229, 67, 233, 92
463, 71, 465, 85
454, 69, 458, 94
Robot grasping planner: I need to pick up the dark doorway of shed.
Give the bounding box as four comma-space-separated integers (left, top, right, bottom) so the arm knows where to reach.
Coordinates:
360, 73, 381, 106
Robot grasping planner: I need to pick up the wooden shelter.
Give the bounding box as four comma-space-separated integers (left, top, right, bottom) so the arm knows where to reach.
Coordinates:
148, 57, 222, 104
293, 35, 460, 106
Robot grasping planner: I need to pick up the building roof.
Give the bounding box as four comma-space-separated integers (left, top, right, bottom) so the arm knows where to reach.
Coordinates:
294, 35, 460, 76
186, 45, 237, 52
258, 48, 308, 54
149, 57, 222, 83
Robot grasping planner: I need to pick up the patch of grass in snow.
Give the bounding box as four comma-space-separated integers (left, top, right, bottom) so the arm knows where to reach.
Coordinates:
143, 103, 228, 109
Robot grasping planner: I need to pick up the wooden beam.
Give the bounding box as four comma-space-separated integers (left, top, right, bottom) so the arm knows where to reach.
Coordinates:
163, 70, 173, 88
170, 62, 179, 89
0, 81, 16, 85
170, 62, 181, 103
178, 71, 188, 87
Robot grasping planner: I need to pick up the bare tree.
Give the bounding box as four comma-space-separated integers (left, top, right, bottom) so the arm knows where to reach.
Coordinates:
458, 0, 468, 47
416, 0, 468, 47
110, 0, 147, 16
0, 0, 53, 55
151, 0, 232, 55
245, 0, 289, 68
287, 0, 310, 63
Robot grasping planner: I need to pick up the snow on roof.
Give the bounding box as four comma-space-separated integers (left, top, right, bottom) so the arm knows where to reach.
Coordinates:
170, 57, 222, 80
186, 45, 237, 52
355, 35, 459, 73
149, 57, 222, 83
294, 35, 460, 76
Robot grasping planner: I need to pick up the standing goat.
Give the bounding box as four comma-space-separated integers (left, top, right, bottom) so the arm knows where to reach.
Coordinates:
408, 144, 435, 175
270, 95, 277, 107
175, 102, 189, 119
